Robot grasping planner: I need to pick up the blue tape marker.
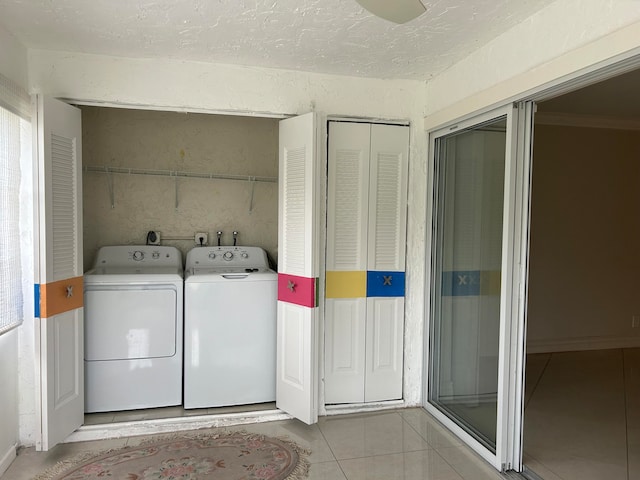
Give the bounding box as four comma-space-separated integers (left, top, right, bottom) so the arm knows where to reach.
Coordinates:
367, 271, 405, 297
34, 284, 40, 318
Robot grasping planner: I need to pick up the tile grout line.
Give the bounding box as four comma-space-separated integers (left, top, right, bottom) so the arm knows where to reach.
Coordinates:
522, 352, 567, 480
524, 353, 553, 410
398, 411, 439, 452
315, 417, 350, 479
622, 348, 630, 480
399, 411, 471, 479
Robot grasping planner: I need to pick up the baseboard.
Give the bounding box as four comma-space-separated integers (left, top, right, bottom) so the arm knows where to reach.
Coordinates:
324, 399, 405, 416
0, 444, 17, 477
527, 335, 640, 354
66, 409, 291, 444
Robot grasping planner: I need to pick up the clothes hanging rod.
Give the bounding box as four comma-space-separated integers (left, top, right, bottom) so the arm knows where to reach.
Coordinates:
84, 165, 277, 183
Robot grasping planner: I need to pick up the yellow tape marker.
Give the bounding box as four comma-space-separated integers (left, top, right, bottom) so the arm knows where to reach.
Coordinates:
325, 271, 366, 298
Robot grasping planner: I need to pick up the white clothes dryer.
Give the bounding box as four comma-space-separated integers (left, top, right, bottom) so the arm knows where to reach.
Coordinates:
84, 245, 183, 413
184, 246, 277, 409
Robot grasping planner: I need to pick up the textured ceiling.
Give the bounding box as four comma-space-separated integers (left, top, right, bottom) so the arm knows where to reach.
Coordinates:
0, 0, 556, 80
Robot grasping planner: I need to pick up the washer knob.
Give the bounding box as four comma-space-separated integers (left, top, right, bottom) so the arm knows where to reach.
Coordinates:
223, 251, 234, 261
241, 252, 248, 258
208, 252, 216, 259
132, 251, 144, 261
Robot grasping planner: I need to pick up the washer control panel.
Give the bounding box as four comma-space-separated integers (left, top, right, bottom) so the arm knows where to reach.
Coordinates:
186, 246, 270, 270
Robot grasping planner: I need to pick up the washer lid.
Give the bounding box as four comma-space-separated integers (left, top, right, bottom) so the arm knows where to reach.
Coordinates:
186, 267, 276, 282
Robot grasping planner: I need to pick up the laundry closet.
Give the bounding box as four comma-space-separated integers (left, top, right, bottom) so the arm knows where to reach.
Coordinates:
81, 107, 410, 417
81, 106, 280, 415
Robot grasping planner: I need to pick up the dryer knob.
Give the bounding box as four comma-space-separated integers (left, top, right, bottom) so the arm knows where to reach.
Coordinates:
132, 250, 144, 261
223, 251, 234, 261
241, 252, 248, 258
208, 252, 216, 259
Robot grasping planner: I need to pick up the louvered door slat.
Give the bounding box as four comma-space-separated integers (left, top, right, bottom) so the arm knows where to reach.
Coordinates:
368, 124, 409, 272
326, 122, 369, 271
282, 146, 307, 274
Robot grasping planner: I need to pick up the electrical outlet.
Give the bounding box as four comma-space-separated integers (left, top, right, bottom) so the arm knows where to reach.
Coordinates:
195, 232, 208, 246
633, 315, 640, 328
146, 230, 161, 245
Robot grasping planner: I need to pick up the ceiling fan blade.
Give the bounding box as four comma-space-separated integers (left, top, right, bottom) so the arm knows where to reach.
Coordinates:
356, 0, 426, 24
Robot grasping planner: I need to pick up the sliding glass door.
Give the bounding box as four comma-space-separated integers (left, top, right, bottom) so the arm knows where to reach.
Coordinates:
426, 103, 533, 471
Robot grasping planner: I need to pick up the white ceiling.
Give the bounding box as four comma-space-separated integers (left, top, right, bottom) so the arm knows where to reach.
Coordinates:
0, 0, 556, 80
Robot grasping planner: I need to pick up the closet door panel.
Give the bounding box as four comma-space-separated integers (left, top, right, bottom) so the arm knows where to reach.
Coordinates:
367, 124, 409, 272
326, 121, 370, 272
325, 121, 370, 403
324, 297, 367, 404
365, 296, 404, 402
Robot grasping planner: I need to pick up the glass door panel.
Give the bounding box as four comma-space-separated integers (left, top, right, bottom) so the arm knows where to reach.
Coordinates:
429, 115, 508, 454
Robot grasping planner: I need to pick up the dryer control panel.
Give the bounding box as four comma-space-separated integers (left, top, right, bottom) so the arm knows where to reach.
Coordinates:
92, 245, 183, 268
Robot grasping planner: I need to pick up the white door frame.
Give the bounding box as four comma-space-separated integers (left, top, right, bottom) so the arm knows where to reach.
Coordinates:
423, 51, 640, 473
32, 100, 411, 441
424, 104, 523, 471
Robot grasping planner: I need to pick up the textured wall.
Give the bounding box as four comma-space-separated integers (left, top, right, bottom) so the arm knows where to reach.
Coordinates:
0, 24, 27, 88
27, 53, 427, 420
424, 2, 640, 126
81, 106, 279, 268
527, 125, 640, 350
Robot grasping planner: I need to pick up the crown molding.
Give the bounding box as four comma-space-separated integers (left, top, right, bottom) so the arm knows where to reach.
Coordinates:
536, 111, 640, 130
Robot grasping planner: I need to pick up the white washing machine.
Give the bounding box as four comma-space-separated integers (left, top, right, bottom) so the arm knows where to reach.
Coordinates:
84, 245, 183, 413
184, 246, 277, 409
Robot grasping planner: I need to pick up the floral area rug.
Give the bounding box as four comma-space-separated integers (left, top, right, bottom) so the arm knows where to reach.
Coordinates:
34, 431, 310, 480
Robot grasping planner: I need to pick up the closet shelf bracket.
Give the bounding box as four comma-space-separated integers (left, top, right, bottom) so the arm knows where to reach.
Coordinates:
174, 174, 179, 212
105, 167, 115, 209
248, 176, 256, 214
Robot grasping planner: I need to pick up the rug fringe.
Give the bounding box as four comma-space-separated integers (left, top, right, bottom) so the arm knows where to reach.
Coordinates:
32, 447, 126, 480
285, 454, 311, 480
273, 434, 311, 480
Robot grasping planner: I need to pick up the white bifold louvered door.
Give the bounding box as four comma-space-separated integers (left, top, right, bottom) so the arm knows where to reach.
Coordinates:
324, 122, 369, 403
276, 112, 320, 425
325, 121, 409, 404
365, 124, 408, 401
35, 96, 84, 451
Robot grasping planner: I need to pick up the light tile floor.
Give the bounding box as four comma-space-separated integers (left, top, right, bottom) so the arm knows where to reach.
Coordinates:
6, 348, 635, 479
523, 348, 640, 480
2, 408, 506, 480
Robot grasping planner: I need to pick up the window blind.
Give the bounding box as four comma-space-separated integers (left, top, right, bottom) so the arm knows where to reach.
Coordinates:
0, 72, 30, 336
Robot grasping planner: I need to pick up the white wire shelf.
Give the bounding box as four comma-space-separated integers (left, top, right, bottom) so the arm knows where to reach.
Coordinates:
83, 165, 277, 183
83, 165, 276, 210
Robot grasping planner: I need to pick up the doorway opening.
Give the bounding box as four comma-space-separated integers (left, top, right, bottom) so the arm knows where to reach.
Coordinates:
79, 105, 281, 426
523, 67, 640, 480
